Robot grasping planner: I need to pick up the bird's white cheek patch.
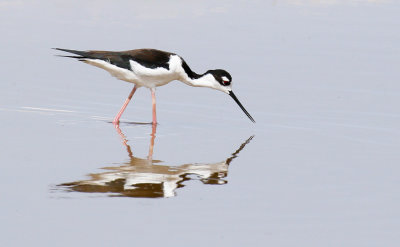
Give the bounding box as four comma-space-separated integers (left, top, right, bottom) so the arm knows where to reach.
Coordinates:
221, 76, 229, 81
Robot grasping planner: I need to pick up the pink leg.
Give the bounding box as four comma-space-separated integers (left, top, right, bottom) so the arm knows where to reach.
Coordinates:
151, 88, 157, 125
113, 86, 137, 124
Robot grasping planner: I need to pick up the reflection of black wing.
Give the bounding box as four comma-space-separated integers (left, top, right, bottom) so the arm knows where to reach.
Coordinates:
61, 180, 166, 198
54, 48, 174, 70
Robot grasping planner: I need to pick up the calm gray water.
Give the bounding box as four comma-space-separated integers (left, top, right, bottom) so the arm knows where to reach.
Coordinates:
1, 0, 399, 246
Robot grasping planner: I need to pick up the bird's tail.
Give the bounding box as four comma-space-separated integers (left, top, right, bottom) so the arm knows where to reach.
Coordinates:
53, 48, 92, 61
53, 48, 118, 64
53, 48, 91, 59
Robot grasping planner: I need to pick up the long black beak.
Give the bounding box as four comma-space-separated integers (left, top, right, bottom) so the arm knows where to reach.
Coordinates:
229, 91, 255, 123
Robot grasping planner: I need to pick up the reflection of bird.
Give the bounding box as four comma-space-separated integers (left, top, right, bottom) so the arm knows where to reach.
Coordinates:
58, 124, 254, 198
54, 48, 255, 124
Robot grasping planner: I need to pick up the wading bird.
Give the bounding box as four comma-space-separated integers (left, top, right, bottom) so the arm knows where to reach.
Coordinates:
54, 48, 255, 124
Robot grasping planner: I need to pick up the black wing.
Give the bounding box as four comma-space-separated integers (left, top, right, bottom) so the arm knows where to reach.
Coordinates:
54, 48, 175, 70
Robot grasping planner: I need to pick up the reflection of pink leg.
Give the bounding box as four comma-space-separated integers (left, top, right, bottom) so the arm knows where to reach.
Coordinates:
151, 88, 157, 125
113, 86, 137, 124
147, 123, 157, 161
113, 122, 128, 146
113, 123, 134, 159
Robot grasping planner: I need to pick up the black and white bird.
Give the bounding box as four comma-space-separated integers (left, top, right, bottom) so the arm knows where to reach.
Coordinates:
54, 48, 255, 124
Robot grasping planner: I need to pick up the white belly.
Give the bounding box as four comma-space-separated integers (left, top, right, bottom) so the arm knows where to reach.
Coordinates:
83, 55, 182, 88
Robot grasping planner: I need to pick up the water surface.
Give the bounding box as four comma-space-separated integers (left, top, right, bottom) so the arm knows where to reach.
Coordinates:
1, 0, 399, 246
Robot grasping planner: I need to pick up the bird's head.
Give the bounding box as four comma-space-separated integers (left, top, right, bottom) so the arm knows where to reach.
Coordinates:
203, 69, 255, 123
204, 69, 232, 94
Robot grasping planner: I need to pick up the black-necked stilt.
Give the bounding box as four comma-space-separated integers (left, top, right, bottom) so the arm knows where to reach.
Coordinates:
54, 48, 255, 124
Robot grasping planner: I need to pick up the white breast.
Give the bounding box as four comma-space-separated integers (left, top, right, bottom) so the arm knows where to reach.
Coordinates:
129, 55, 181, 88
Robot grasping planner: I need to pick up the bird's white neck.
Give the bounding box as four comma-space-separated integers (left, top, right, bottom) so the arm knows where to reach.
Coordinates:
180, 73, 215, 88
175, 56, 230, 94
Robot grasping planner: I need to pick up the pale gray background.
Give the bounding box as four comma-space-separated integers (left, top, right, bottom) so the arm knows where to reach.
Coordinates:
0, 0, 399, 246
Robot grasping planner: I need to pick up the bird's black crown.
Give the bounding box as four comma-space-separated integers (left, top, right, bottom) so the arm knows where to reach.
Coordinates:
207, 69, 232, 86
